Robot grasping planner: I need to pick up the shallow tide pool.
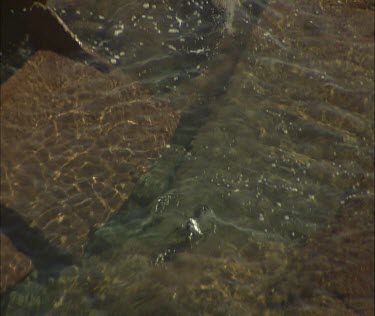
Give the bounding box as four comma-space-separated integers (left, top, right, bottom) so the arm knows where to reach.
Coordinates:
1, 0, 374, 315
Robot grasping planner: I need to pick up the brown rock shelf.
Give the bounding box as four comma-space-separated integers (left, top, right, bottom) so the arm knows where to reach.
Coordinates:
0, 50, 179, 261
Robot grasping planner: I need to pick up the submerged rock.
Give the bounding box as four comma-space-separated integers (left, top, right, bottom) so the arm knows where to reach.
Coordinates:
268, 197, 374, 315
43, 0, 255, 92
0, 233, 33, 295
2, 0, 373, 315
1, 0, 109, 82
131, 145, 186, 207
0, 50, 179, 257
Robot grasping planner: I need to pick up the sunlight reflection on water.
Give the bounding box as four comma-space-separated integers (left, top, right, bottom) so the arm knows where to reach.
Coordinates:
1, 0, 374, 315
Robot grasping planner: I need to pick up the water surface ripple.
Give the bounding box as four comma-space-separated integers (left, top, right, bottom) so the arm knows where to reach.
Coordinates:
1, 0, 374, 315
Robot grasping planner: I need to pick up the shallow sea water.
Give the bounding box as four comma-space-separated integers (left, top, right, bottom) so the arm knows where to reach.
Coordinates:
1, 0, 374, 315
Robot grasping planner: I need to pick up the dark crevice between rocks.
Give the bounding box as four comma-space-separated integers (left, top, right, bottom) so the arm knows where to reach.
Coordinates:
0, 204, 75, 279
171, 0, 268, 150
0, 203, 76, 314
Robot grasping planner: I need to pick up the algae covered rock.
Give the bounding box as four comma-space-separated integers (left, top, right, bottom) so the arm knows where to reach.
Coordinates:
131, 145, 186, 206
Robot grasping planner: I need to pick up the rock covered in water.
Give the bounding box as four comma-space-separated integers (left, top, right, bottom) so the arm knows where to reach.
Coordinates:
0, 50, 179, 257
1, 0, 110, 82
131, 145, 186, 207
0, 233, 34, 295
43, 0, 235, 91
269, 197, 374, 315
